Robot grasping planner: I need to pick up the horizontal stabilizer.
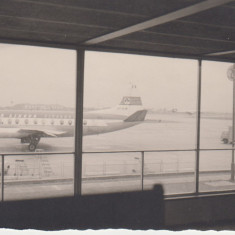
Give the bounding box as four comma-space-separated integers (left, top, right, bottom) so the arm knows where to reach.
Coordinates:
124, 110, 147, 122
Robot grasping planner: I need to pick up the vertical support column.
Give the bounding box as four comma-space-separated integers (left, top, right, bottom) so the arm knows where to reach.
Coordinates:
195, 59, 202, 194
231, 75, 235, 181
74, 49, 85, 196
2, 155, 4, 202
141, 151, 144, 191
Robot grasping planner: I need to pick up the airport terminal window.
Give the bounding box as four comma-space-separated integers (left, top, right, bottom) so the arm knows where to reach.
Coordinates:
0, 43, 76, 200
144, 151, 195, 194
200, 61, 233, 149
83, 51, 198, 195
200, 61, 234, 192
0, 44, 76, 153
82, 152, 143, 194
4, 153, 74, 201
1, 43, 234, 200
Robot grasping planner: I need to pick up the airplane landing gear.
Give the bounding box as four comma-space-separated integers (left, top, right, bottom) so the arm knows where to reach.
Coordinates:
28, 137, 40, 152
28, 143, 37, 152
21, 136, 41, 152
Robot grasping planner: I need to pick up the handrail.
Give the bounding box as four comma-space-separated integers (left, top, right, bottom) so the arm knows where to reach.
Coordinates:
82, 148, 235, 154
0, 148, 233, 156
1, 151, 74, 156
83, 149, 196, 154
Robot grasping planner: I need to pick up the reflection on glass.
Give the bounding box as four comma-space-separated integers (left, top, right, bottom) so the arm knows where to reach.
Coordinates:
144, 151, 195, 195
201, 61, 233, 149
4, 154, 74, 201
82, 152, 142, 194
83, 51, 197, 152
199, 150, 234, 192
0, 44, 76, 153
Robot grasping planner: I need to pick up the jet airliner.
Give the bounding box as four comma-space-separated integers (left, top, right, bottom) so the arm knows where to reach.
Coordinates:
0, 87, 147, 151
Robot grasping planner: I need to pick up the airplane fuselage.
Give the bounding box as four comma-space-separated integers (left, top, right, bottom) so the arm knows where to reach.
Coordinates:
0, 109, 74, 137
0, 92, 147, 151
0, 108, 143, 138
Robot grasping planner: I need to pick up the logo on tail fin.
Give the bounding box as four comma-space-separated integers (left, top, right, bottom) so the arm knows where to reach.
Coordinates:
120, 96, 142, 106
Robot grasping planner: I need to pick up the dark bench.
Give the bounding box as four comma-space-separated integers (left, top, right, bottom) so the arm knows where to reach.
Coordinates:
0, 185, 164, 230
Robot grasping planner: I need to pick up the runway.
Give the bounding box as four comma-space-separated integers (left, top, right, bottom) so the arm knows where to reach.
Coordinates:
0, 112, 234, 200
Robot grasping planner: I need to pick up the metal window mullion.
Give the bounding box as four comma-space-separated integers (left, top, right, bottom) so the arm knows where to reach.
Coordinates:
231, 70, 235, 181
74, 49, 85, 196
1, 155, 4, 202
195, 59, 202, 194
141, 151, 144, 191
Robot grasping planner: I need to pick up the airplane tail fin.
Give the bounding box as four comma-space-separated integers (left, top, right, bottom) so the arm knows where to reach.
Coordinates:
124, 110, 147, 122
119, 84, 142, 106
115, 84, 147, 119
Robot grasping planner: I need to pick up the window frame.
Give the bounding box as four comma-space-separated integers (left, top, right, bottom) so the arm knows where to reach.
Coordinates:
0, 40, 234, 200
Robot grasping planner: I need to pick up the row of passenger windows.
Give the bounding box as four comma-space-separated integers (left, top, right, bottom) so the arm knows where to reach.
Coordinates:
0, 119, 73, 125
0, 114, 74, 118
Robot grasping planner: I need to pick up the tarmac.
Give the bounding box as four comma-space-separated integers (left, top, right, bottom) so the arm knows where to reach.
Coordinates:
0, 112, 234, 200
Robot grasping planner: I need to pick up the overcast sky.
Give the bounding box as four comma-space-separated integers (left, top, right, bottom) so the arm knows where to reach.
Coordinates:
84, 51, 233, 113
0, 44, 76, 108
0, 43, 233, 113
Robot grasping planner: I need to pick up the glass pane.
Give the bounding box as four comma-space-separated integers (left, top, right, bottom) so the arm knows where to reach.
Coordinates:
144, 151, 195, 195
201, 61, 233, 149
199, 150, 234, 192
4, 154, 74, 201
82, 152, 142, 194
0, 44, 76, 153
83, 51, 197, 152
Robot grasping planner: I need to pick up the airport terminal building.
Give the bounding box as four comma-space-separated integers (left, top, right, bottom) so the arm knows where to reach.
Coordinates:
0, 0, 235, 230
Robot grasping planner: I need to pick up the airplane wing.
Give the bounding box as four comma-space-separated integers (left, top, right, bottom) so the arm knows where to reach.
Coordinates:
18, 128, 65, 138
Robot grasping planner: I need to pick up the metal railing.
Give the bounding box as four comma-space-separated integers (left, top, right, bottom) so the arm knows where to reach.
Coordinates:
0, 148, 235, 201
83, 149, 196, 191
0, 151, 74, 201
83, 148, 235, 191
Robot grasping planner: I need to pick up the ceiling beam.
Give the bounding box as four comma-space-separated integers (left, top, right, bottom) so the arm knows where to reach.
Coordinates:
176, 19, 235, 30
206, 50, 235, 56
142, 29, 235, 45
14, 0, 146, 18
0, 14, 113, 30
84, 0, 235, 45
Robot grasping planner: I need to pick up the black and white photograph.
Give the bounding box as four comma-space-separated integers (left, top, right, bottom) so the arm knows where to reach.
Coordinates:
0, 0, 234, 232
